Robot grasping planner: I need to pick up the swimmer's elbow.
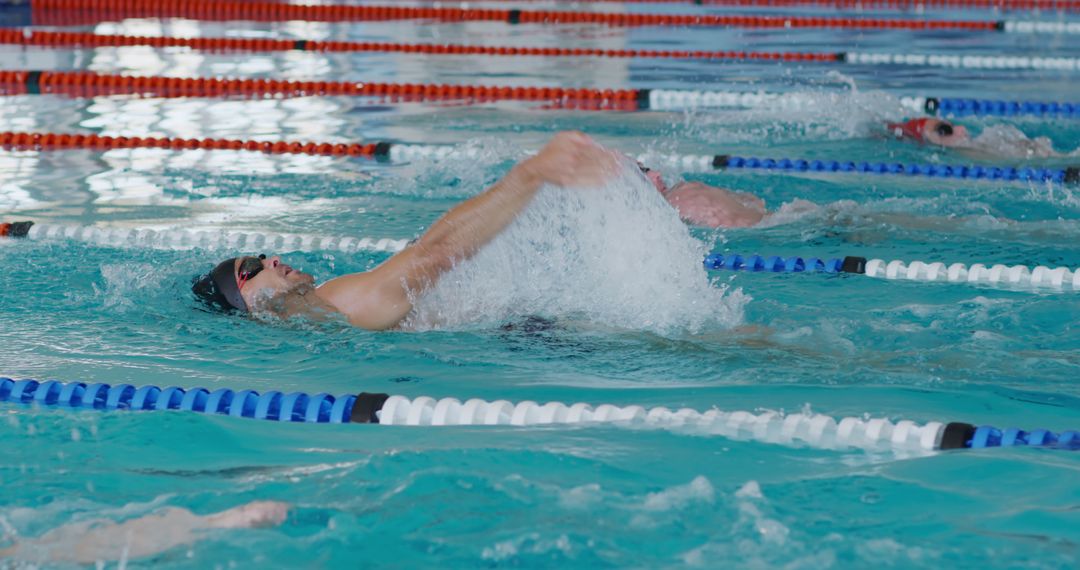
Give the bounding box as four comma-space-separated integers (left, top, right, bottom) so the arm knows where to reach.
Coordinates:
406, 240, 458, 281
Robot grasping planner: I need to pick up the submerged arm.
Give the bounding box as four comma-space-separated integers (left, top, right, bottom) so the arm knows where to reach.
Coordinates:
3, 502, 287, 564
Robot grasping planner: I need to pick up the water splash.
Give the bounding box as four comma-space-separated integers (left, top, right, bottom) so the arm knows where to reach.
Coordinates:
405, 165, 748, 335
681, 78, 909, 145
962, 123, 1075, 160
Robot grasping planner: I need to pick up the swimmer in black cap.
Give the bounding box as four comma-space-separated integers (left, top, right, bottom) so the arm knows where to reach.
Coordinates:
193, 131, 618, 330
192, 254, 266, 312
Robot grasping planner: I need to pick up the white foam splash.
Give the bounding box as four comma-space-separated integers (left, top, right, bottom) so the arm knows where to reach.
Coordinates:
683, 77, 908, 145
97, 263, 160, 310
961, 124, 1074, 160
404, 165, 747, 335
643, 476, 716, 512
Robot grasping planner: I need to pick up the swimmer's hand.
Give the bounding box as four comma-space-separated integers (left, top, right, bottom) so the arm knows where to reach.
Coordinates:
520, 131, 619, 189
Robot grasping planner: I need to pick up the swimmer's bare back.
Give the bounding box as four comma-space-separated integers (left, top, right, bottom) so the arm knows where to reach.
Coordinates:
663, 182, 768, 228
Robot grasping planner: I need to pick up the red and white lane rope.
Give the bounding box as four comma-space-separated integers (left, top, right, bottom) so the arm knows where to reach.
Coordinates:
0, 70, 1039, 119
438, 0, 1080, 12
3, 31, 1077, 72
24, 0, 1080, 34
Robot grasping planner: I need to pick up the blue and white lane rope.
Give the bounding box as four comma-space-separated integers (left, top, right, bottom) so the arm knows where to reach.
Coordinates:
388, 145, 1080, 185
4, 222, 1075, 292
704, 253, 1080, 290
2, 377, 1077, 453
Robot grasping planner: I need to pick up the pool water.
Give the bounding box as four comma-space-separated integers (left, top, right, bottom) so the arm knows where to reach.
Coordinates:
2, 2, 1080, 567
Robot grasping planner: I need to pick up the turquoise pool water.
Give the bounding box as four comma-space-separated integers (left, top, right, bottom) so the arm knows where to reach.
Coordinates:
2, 2, 1080, 567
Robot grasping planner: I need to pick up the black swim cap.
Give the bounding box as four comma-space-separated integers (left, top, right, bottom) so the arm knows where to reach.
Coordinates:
191, 257, 247, 312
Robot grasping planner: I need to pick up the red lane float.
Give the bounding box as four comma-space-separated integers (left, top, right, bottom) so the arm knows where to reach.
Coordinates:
0, 29, 841, 62
28, 0, 1002, 31
0, 70, 645, 110
0, 131, 381, 157
441, 0, 1080, 12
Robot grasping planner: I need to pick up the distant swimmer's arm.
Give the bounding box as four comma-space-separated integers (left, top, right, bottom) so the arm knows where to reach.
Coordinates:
2, 502, 287, 564
317, 131, 619, 330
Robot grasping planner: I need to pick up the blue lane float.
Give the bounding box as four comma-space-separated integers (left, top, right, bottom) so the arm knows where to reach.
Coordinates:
714, 155, 1079, 185
703, 253, 864, 274
703, 252, 1080, 291
1, 377, 1078, 453
935, 97, 1080, 119
0, 377, 376, 424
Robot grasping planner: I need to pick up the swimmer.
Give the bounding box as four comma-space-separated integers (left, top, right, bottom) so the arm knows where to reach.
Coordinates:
639, 164, 769, 228
887, 117, 971, 148
192, 131, 619, 330
887, 118, 1071, 159
0, 501, 288, 564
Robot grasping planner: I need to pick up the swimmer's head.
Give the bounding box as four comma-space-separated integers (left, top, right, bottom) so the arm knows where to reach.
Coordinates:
638, 163, 668, 194
887, 118, 969, 147
192, 254, 314, 313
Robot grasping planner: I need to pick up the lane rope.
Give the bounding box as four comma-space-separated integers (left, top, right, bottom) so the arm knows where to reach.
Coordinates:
2, 377, 1077, 453
0, 221, 410, 254
4, 222, 1074, 294
705, 253, 1080, 290
392, 143, 1080, 184
0, 70, 642, 111
0, 71, 1077, 118
0, 130, 386, 157
414, 0, 1080, 12
4, 30, 1079, 73
25, 0, 1069, 34
4, 132, 1077, 186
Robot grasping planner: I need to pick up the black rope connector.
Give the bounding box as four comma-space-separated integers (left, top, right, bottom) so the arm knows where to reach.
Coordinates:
372, 141, 393, 161
293, 40, 309, 51
835, 52, 848, 63
507, 9, 521, 24
635, 88, 651, 110
994, 21, 1006, 31
1065, 167, 1080, 185
939, 422, 977, 450
10, 220, 33, 238
840, 256, 867, 275
350, 392, 390, 424
25, 70, 41, 95
924, 97, 940, 115
712, 155, 730, 169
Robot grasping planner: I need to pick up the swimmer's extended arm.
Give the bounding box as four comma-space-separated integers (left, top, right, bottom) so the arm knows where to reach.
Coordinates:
2, 502, 287, 564
316, 132, 616, 330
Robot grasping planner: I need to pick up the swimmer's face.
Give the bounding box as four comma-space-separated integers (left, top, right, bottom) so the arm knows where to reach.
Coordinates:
923, 119, 969, 147
237, 255, 315, 309
639, 164, 668, 194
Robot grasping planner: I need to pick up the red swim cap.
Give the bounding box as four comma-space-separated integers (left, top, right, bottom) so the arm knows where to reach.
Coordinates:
886, 118, 931, 143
